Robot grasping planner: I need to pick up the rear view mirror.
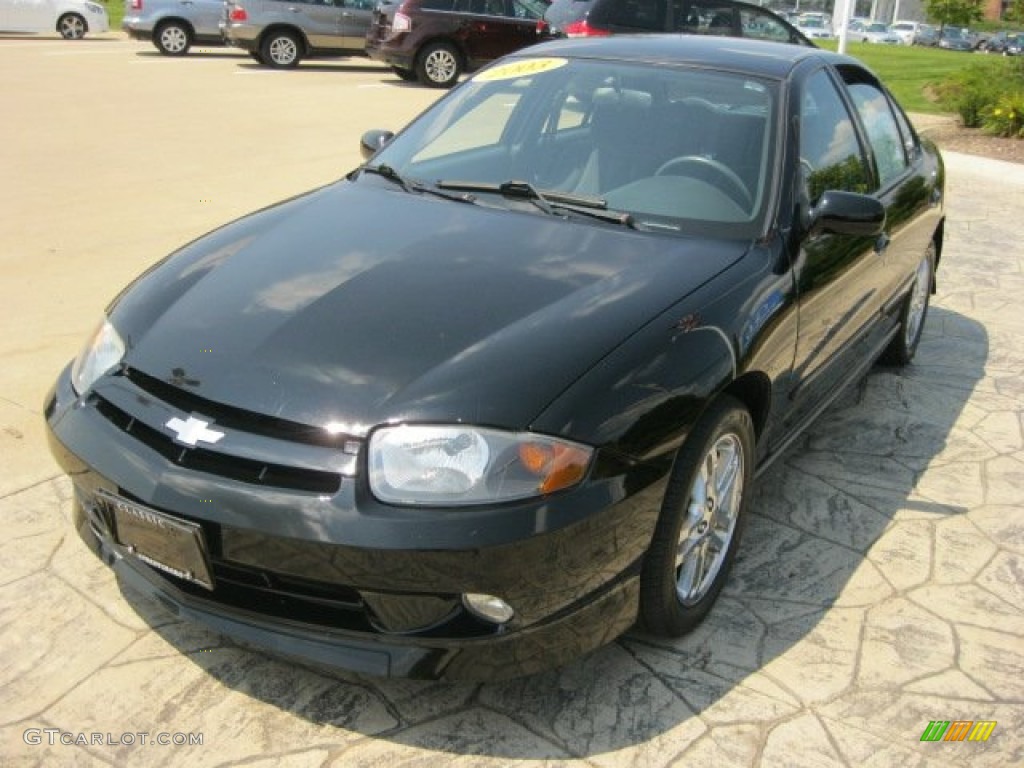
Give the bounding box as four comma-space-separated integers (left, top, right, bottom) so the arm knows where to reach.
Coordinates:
360, 129, 395, 161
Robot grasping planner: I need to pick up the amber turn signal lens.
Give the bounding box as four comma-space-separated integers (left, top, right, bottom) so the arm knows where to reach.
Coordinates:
519, 443, 590, 494
518, 443, 554, 475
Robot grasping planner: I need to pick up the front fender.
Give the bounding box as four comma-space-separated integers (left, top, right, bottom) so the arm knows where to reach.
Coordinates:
531, 312, 735, 463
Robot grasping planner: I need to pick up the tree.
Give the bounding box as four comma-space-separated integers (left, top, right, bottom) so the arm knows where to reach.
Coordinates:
1007, 0, 1024, 25
925, 0, 983, 30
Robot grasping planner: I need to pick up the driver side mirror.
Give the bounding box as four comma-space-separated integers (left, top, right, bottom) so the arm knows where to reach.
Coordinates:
808, 190, 886, 238
360, 129, 395, 161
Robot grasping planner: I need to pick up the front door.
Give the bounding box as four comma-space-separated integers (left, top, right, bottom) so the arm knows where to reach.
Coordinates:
781, 66, 887, 439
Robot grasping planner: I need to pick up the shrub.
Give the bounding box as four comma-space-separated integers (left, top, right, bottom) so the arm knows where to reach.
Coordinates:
982, 93, 1024, 138
934, 59, 1012, 127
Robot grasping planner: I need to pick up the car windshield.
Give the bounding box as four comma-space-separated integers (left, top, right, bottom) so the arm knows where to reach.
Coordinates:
366, 56, 778, 238
867, 23, 888, 32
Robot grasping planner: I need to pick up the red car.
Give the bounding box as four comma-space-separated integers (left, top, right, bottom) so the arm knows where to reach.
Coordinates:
366, 0, 551, 87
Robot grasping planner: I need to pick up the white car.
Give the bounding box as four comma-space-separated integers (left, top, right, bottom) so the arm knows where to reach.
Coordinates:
795, 16, 833, 39
891, 20, 924, 45
0, 0, 110, 38
849, 20, 900, 44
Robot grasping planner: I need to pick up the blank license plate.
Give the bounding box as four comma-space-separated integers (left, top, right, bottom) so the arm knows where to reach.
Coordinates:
100, 490, 215, 590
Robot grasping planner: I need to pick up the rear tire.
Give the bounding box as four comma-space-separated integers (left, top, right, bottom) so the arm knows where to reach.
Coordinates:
260, 30, 302, 69
639, 396, 754, 637
415, 41, 461, 88
880, 241, 935, 366
58, 13, 86, 39
155, 21, 191, 56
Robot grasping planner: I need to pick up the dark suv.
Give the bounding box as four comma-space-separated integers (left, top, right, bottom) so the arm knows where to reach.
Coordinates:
365, 0, 550, 88
543, 0, 812, 45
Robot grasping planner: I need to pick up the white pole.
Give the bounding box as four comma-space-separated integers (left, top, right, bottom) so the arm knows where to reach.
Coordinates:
836, 0, 853, 54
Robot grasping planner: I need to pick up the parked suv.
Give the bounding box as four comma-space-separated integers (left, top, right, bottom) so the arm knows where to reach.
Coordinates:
221, 0, 374, 68
365, 0, 550, 88
543, 0, 812, 46
123, 0, 225, 55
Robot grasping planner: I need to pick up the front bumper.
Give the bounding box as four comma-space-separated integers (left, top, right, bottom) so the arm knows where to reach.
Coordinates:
45, 365, 666, 680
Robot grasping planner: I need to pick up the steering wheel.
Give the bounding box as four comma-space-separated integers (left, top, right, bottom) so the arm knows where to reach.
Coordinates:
655, 155, 752, 210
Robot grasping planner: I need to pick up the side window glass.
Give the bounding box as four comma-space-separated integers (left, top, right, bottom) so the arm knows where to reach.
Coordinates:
846, 82, 909, 188
889, 95, 919, 159
740, 9, 792, 42
677, 2, 735, 34
512, 0, 544, 18
799, 70, 870, 203
606, 0, 666, 31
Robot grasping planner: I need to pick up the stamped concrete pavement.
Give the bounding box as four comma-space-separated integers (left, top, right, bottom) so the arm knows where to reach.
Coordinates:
1, 35, 1022, 768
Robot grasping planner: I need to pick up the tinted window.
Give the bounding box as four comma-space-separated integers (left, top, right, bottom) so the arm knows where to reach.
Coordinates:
846, 82, 909, 188
740, 7, 795, 42
676, 2, 736, 34
799, 69, 869, 203
605, 0, 666, 31
422, 0, 455, 9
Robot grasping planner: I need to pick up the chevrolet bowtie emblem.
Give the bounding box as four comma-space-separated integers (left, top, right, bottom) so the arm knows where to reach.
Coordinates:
165, 415, 225, 447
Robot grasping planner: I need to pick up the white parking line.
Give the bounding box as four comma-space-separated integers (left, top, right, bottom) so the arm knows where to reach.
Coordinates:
43, 49, 130, 56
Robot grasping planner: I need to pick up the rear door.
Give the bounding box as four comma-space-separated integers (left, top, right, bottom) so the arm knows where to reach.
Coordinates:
286, 0, 344, 50
190, 0, 227, 37
457, 0, 542, 67
337, 0, 373, 47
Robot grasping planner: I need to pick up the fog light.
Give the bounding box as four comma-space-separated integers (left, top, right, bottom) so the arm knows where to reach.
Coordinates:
462, 593, 514, 624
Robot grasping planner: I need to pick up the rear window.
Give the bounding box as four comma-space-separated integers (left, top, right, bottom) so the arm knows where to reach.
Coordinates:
603, 0, 666, 30
543, 0, 594, 30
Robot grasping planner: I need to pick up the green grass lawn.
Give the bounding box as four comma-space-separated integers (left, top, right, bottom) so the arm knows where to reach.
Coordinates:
102, 0, 124, 29
817, 41, 991, 114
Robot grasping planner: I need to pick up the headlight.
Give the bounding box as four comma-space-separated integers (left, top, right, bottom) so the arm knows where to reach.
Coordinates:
369, 425, 593, 506
70, 319, 125, 395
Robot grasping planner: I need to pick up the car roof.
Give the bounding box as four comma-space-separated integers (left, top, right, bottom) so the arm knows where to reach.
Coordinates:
508, 34, 851, 80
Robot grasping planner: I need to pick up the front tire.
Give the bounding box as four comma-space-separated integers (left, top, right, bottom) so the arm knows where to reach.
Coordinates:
392, 66, 418, 82
260, 31, 302, 69
639, 396, 754, 637
880, 241, 935, 366
416, 41, 461, 88
57, 13, 86, 39
155, 21, 191, 56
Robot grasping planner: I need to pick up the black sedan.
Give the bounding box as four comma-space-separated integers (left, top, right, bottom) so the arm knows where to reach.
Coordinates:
46, 36, 945, 680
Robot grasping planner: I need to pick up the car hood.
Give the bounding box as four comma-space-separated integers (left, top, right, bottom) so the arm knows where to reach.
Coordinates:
113, 179, 749, 435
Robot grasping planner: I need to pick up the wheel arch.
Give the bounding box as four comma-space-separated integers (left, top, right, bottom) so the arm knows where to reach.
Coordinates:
930, 217, 945, 293
415, 36, 467, 68
55, 12, 87, 34
720, 371, 772, 442
154, 17, 196, 39
259, 24, 310, 55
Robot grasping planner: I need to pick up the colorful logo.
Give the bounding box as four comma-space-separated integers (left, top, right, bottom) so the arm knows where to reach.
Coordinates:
920, 721, 997, 742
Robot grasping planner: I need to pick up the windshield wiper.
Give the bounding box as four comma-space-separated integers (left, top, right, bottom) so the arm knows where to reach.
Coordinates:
436, 180, 635, 229
437, 179, 607, 210
360, 164, 477, 204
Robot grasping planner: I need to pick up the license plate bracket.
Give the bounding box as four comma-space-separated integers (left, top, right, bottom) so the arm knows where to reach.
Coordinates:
100, 490, 215, 590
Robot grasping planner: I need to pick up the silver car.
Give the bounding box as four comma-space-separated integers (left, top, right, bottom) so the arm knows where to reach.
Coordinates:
221, 0, 374, 68
122, 0, 226, 55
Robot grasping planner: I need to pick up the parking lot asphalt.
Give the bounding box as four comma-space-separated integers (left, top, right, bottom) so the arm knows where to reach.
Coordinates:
2, 33, 1022, 768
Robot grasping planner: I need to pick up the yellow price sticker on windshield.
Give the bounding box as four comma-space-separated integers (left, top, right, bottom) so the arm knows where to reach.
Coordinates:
474, 57, 568, 82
